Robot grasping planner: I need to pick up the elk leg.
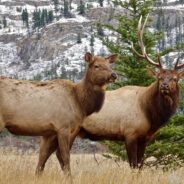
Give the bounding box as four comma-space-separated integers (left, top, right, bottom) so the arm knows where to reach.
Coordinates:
56, 127, 80, 171
35, 135, 58, 175
57, 130, 71, 176
69, 126, 81, 149
137, 139, 146, 169
56, 148, 64, 170
125, 137, 138, 168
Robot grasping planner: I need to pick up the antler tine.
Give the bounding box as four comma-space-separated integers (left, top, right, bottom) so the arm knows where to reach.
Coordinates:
174, 56, 184, 70
157, 53, 162, 67
131, 14, 161, 68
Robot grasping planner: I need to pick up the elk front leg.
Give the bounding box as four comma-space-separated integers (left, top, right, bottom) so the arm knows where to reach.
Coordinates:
57, 129, 71, 176
35, 135, 58, 175
137, 138, 146, 169
56, 147, 64, 170
56, 126, 81, 170
125, 136, 138, 168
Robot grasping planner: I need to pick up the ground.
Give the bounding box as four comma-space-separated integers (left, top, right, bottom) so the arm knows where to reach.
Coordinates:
0, 134, 184, 184
0, 148, 184, 184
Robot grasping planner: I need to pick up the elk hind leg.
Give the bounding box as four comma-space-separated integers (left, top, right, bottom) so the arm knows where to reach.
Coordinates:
125, 136, 138, 168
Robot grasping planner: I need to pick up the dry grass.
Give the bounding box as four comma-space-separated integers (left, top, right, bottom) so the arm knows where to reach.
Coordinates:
0, 148, 184, 184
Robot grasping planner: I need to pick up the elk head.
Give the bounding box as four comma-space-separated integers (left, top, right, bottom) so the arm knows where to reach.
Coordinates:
132, 15, 184, 96
84, 52, 118, 86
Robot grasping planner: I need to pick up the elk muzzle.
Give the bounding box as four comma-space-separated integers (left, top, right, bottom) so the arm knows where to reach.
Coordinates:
109, 72, 117, 82
160, 82, 170, 95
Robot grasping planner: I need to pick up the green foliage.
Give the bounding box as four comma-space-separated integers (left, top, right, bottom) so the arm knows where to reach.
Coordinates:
21, 8, 29, 28
78, 0, 85, 15
3, 16, 7, 28
90, 35, 94, 47
99, 0, 159, 88
64, 0, 71, 18
144, 114, 184, 168
98, 0, 104, 7
97, 22, 105, 37
77, 33, 82, 44
32, 9, 53, 30
53, 0, 59, 13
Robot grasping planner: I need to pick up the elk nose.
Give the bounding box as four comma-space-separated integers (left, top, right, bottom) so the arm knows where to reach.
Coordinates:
161, 83, 169, 89
111, 73, 117, 80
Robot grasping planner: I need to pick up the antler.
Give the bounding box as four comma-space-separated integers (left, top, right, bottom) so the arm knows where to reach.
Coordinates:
131, 14, 162, 68
174, 56, 184, 70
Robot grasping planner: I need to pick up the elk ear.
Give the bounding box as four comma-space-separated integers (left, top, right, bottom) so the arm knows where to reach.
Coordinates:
106, 54, 118, 63
147, 68, 157, 78
85, 52, 94, 63
179, 71, 184, 78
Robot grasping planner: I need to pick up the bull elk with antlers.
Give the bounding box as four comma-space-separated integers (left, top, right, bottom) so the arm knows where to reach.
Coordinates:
77, 15, 184, 168
0, 52, 117, 175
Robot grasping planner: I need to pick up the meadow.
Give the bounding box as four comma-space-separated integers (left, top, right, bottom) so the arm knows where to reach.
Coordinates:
0, 148, 183, 184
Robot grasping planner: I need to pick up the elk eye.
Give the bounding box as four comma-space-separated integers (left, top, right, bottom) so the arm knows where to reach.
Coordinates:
173, 77, 177, 81
158, 76, 163, 80
94, 65, 99, 69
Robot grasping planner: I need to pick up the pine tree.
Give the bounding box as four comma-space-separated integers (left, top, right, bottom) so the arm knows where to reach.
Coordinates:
64, 0, 69, 18
32, 9, 41, 29
40, 9, 46, 27
53, 0, 59, 13
25, 9, 29, 28
48, 10, 54, 23
21, 9, 25, 25
77, 33, 82, 43
97, 22, 104, 37
78, 0, 85, 15
90, 35, 94, 47
98, 0, 104, 7
3, 16, 7, 28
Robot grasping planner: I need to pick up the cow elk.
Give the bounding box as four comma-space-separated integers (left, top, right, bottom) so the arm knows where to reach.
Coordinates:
0, 52, 117, 176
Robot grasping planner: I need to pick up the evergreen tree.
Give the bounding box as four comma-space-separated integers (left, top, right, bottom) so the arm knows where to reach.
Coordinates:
32, 9, 41, 29
21, 9, 25, 25
48, 10, 54, 23
64, 0, 69, 18
78, 0, 85, 15
180, 0, 184, 6
90, 35, 94, 47
98, 0, 104, 7
3, 16, 7, 28
40, 9, 46, 27
97, 22, 104, 37
77, 33, 82, 43
21, 8, 29, 28
24, 8, 29, 28
53, 0, 59, 13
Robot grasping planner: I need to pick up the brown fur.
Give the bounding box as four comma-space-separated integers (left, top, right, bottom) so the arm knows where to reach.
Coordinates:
0, 52, 117, 176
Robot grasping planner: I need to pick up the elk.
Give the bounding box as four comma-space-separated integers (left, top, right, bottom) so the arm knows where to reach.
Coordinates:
42, 15, 184, 169
78, 15, 184, 168
0, 52, 117, 175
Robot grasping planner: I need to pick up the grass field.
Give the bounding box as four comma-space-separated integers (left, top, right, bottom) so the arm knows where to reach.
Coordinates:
0, 148, 184, 184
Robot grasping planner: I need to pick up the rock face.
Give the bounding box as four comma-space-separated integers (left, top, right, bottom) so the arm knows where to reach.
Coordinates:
17, 21, 92, 62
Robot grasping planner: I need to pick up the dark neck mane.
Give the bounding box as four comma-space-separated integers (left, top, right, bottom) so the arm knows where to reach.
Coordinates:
142, 82, 179, 133
75, 75, 105, 116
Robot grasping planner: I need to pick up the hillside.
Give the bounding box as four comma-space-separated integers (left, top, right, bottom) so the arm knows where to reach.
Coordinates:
0, 0, 182, 80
